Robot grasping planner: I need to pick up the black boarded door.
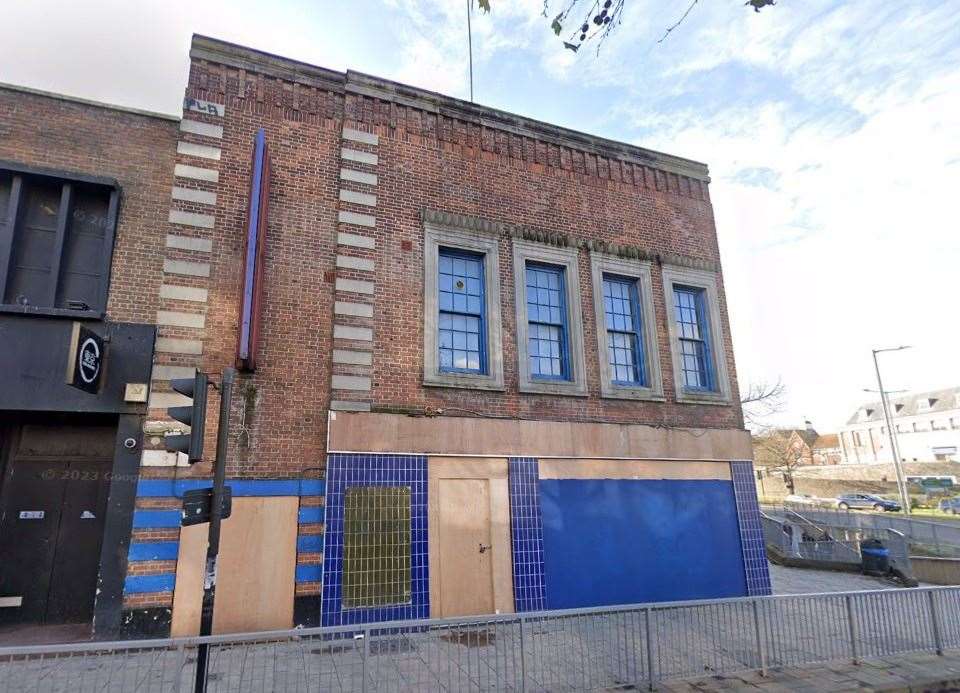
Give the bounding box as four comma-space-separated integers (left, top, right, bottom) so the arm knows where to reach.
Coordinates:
0, 458, 110, 625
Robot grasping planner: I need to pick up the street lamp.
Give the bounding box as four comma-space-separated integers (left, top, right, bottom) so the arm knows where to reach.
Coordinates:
872, 346, 912, 515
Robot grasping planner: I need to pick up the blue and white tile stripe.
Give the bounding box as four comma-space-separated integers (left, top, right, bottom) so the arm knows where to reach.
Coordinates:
124, 477, 325, 595
730, 460, 773, 596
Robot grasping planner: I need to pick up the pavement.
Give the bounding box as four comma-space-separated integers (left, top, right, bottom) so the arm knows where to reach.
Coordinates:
661, 649, 960, 692
0, 563, 953, 692
769, 562, 918, 594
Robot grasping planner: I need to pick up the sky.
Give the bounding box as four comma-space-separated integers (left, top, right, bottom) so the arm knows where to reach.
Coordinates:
2, 0, 958, 432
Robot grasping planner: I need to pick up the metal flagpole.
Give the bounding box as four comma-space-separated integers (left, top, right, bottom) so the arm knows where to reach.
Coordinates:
467, 0, 474, 102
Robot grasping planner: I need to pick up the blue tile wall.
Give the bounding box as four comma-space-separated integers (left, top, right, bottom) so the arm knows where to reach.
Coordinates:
321, 454, 428, 626
508, 457, 547, 612
730, 460, 773, 596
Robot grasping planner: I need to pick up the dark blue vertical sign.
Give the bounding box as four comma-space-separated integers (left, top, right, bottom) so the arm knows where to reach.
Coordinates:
237, 128, 270, 371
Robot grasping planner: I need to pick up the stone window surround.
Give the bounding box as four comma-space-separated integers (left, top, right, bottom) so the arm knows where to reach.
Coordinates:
589, 253, 664, 401
423, 221, 505, 391
512, 239, 588, 397
661, 264, 732, 405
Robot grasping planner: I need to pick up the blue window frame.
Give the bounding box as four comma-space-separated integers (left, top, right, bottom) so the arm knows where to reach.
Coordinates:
438, 248, 486, 374
673, 285, 714, 391
525, 263, 569, 380
602, 275, 647, 386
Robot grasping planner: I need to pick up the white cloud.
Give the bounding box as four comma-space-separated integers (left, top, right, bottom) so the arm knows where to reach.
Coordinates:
1, 0, 957, 434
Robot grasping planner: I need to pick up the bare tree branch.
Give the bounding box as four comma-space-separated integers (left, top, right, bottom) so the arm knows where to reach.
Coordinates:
740, 377, 787, 430
658, 0, 699, 44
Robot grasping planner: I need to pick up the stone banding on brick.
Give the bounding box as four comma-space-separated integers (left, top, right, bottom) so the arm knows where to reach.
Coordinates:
179, 120, 224, 139
339, 189, 376, 207
163, 259, 210, 277
332, 349, 373, 366
177, 141, 221, 161
337, 232, 375, 249
169, 209, 215, 229
333, 325, 373, 342
165, 234, 213, 253
334, 301, 373, 318
340, 148, 378, 166
342, 127, 378, 146
330, 401, 372, 412
159, 284, 208, 302
155, 337, 203, 355
152, 365, 197, 380
335, 278, 374, 295
156, 310, 206, 329
331, 375, 372, 391
174, 164, 219, 183
340, 169, 378, 186
172, 186, 217, 206
338, 210, 375, 228
336, 255, 375, 272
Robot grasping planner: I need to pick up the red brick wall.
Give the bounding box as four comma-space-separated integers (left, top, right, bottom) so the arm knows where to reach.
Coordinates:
369, 127, 742, 429
183, 45, 744, 473
0, 86, 178, 326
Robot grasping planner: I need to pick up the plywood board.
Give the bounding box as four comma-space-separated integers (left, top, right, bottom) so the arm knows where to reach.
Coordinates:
170, 496, 298, 635
170, 523, 206, 637
428, 457, 514, 618
330, 412, 752, 461
539, 459, 732, 481
437, 479, 493, 617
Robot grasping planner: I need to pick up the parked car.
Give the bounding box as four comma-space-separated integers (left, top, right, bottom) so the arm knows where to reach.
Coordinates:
836, 494, 901, 512
938, 497, 960, 515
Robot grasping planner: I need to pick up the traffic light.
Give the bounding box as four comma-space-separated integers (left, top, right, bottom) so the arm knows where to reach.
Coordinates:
165, 371, 209, 463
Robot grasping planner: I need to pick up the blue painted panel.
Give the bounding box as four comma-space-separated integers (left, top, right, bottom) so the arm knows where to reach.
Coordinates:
296, 564, 322, 583
539, 479, 747, 609
132, 509, 181, 528
124, 574, 175, 594
128, 541, 179, 561
136, 478, 324, 498
298, 506, 324, 524
297, 534, 324, 553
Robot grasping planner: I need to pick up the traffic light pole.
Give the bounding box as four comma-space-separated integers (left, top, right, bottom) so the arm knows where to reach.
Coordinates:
194, 367, 235, 693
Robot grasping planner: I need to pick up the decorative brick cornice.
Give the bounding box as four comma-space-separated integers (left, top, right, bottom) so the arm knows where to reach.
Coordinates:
421, 208, 721, 272
189, 34, 711, 184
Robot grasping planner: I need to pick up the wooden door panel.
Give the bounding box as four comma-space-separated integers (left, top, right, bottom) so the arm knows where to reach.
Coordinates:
437, 478, 494, 617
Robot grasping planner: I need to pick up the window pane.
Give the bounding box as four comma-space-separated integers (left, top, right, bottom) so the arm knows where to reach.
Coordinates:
529, 323, 563, 377
438, 249, 485, 374
56, 184, 110, 310
526, 263, 568, 379
675, 286, 711, 390
4, 179, 61, 307
342, 486, 412, 609
603, 276, 645, 385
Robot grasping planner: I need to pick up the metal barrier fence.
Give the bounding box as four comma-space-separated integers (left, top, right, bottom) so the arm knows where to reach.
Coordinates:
774, 503, 960, 553
1, 586, 958, 692
762, 510, 914, 577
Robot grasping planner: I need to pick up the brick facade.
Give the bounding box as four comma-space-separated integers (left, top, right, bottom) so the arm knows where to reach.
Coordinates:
180, 35, 743, 479
0, 34, 752, 631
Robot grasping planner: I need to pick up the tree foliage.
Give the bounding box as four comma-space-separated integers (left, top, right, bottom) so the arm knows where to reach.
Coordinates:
476, 0, 778, 51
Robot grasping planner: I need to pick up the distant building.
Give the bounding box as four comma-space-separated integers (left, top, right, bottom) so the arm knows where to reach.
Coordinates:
840, 387, 960, 464
752, 422, 841, 470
